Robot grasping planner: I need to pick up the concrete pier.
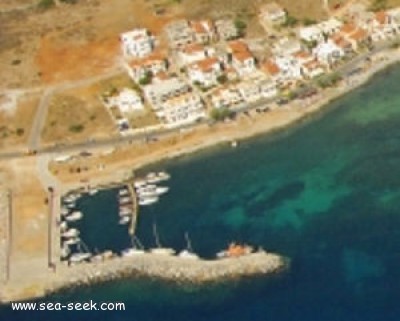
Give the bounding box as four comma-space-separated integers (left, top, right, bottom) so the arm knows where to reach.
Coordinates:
0, 250, 288, 303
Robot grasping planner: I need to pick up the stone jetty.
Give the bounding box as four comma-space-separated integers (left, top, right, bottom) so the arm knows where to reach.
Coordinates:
0, 250, 288, 303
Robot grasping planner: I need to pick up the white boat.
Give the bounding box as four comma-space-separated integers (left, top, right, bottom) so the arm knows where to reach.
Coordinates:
138, 196, 159, 206
88, 188, 98, 195
121, 248, 145, 257
63, 237, 80, 246
119, 196, 131, 204
65, 211, 83, 222
65, 203, 75, 209
61, 207, 69, 216
60, 221, 68, 232
155, 186, 169, 195
119, 216, 130, 225
178, 250, 199, 260
62, 228, 80, 238
150, 248, 175, 256
137, 184, 168, 197
134, 180, 147, 189
119, 207, 132, 216
61, 245, 70, 259
146, 172, 170, 184
119, 189, 129, 196
69, 252, 91, 263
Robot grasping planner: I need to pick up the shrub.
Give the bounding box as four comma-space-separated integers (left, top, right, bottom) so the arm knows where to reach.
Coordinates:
37, 0, 55, 10
69, 124, 84, 133
15, 128, 25, 136
281, 15, 298, 28
210, 107, 232, 121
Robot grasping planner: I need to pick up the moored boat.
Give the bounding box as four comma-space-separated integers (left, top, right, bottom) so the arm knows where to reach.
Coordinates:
146, 172, 170, 184
63, 237, 80, 246
65, 211, 83, 222
138, 196, 159, 206
178, 249, 199, 259
62, 228, 80, 239
69, 252, 91, 263
121, 248, 146, 257
119, 216, 130, 225
150, 248, 176, 256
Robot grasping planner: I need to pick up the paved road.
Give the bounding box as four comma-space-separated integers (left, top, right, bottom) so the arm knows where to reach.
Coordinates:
27, 67, 125, 151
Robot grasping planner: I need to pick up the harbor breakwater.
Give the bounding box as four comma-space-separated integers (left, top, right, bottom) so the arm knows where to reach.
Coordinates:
0, 250, 288, 303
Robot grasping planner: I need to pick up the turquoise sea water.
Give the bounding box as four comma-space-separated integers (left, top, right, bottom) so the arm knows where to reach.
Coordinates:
3, 65, 400, 320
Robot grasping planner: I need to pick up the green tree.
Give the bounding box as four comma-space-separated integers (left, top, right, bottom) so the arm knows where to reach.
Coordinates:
234, 19, 247, 35
69, 124, 84, 133
216, 74, 228, 84
210, 107, 232, 121
281, 15, 298, 28
303, 18, 317, 26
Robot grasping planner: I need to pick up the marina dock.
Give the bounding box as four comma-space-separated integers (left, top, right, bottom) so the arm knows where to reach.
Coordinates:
127, 183, 138, 236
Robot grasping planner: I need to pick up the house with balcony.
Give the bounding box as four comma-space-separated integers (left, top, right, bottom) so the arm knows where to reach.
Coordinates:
161, 93, 206, 127
125, 54, 168, 82
120, 28, 155, 58
187, 57, 223, 87
228, 40, 257, 76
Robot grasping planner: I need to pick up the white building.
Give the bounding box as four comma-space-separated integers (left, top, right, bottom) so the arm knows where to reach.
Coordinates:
125, 54, 167, 82
178, 44, 215, 66
313, 40, 345, 66
215, 19, 239, 40
317, 18, 343, 36
165, 20, 194, 48
274, 55, 303, 82
120, 29, 154, 58
299, 26, 324, 43
211, 85, 243, 109
107, 88, 144, 113
272, 37, 303, 56
190, 20, 216, 44
143, 78, 191, 110
187, 57, 223, 87
259, 2, 287, 25
162, 93, 206, 126
236, 81, 261, 102
258, 79, 278, 98
228, 41, 257, 76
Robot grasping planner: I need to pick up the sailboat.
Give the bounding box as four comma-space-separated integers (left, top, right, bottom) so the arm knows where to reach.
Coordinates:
178, 232, 199, 259
69, 240, 91, 263
121, 235, 146, 257
150, 223, 175, 255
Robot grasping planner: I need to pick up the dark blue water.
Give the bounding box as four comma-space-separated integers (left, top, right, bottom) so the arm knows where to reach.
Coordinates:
3, 65, 400, 320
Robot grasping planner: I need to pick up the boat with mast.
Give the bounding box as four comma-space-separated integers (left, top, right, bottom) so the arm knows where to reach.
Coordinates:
178, 232, 199, 259
150, 223, 175, 255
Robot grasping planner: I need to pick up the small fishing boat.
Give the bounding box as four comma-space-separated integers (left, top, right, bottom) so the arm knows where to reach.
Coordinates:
155, 186, 169, 195
119, 207, 132, 216
88, 188, 98, 195
63, 237, 80, 246
65, 211, 83, 222
119, 216, 130, 225
121, 248, 145, 257
69, 252, 91, 263
137, 184, 169, 197
138, 196, 159, 206
61, 245, 70, 259
60, 221, 68, 232
65, 202, 75, 209
60, 207, 69, 216
119, 189, 129, 196
119, 196, 131, 204
62, 228, 80, 239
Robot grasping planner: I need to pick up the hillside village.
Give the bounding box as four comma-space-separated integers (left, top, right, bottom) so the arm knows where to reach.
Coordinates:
102, 1, 400, 134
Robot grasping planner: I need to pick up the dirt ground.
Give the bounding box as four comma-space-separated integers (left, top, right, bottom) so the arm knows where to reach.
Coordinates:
41, 87, 117, 145
0, 92, 41, 149
0, 0, 357, 90
0, 158, 47, 260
